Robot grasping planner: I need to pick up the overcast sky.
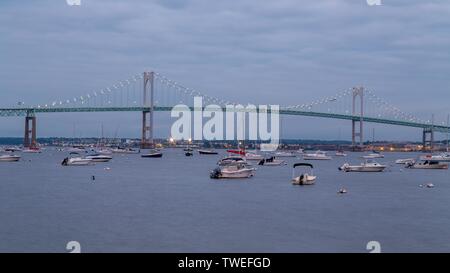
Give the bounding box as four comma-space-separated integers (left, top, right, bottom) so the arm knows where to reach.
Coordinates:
1, 0, 449, 140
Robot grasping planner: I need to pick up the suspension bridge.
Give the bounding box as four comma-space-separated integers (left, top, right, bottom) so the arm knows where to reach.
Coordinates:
0, 71, 449, 150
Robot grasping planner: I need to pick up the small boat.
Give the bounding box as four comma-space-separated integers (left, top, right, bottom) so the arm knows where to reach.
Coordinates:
183, 148, 193, 152
406, 160, 448, 170
335, 150, 347, 157
395, 158, 415, 165
419, 153, 450, 162
112, 147, 140, 154
303, 151, 332, 160
258, 157, 286, 166
4, 147, 22, 152
199, 149, 219, 155
295, 148, 305, 154
85, 154, 113, 162
68, 147, 86, 153
61, 157, 93, 166
96, 148, 113, 155
217, 157, 252, 167
274, 151, 296, 157
185, 151, 193, 156
22, 147, 42, 153
362, 152, 384, 159
210, 163, 255, 179
141, 150, 163, 158
245, 152, 264, 161
0, 154, 21, 162
227, 149, 246, 156
292, 163, 316, 185
339, 160, 387, 172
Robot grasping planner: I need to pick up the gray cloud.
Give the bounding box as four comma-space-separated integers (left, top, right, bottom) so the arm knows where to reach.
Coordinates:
0, 0, 449, 140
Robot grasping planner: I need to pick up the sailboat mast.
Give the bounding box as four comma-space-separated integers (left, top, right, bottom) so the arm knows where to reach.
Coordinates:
447, 114, 449, 153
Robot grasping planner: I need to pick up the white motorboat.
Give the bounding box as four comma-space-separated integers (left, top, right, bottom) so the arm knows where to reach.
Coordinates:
419, 153, 450, 162
85, 154, 113, 162
406, 160, 448, 170
4, 147, 22, 152
96, 148, 113, 155
395, 158, 415, 165
274, 151, 296, 157
339, 160, 387, 172
217, 157, 252, 167
141, 150, 163, 158
199, 149, 219, 155
68, 147, 86, 153
258, 157, 286, 166
335, 150, 347, 157
0, 154, 21, 162
61, 157, 93, 166
245, 152, 264, 161
112, 147, 140, 154
210, 163, 255, 179
22, 147, 42, 153
362, 152, 384, 159
303, 151, 332, 160
292, 163, 316, 185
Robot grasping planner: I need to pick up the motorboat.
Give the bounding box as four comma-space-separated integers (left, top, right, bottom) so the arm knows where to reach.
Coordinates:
217, 157, 252, 167
292, 163, 316, 185
274, 151, 296, 157
419, 153, 450, 162
68, 147, 86, 153
339, 160, 387, 172
22, 147, 42, 153
185, 151, 193, 156
362, 152, 384, 159
210, 163, 255, 179
95, 148, 113, 155
85, 154, 113, 162
183, 148, 194, 152
61, 157, 93, 166
227, 149, 246, 156
4, 147, 22, 152
303, 151, 332, 160
406, 160, 448, 170
335, 150, 347, 157
295, 148, 305, 154
0, 154, 21, 162
199, 149, 219, 155
395, 158, 415, 165
258, 157, 286, 166
245, 152, 264, 161
141, 150, 163, 158
112, 147, 140, 154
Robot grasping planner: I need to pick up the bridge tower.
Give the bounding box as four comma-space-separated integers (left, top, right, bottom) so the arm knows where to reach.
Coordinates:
422, 128, 434, 152
352, 87, 364, 149
24, 110, 37, 148
141, 71, 154, 149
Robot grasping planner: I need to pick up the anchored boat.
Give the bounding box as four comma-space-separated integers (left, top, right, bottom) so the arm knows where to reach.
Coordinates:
141, 150, 163, 158
303, 151, 332, 160
292, 163, 316, 185
210, 163, 255, 179
339, 160, 387, 172
258, 157, 286, 166
406, 160, 448, 170
0, 154, 21, 162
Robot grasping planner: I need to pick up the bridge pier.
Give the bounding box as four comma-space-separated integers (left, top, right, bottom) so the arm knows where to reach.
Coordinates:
352, 87, 364, 150
24, 112, 37, 148
422, 128, 434, 152
141, 71, 154, 149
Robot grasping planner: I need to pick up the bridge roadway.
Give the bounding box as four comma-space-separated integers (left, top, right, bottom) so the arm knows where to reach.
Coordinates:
0, 106, 449, 133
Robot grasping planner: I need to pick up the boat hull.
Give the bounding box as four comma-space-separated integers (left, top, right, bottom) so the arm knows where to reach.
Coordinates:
0, 156, 21, 162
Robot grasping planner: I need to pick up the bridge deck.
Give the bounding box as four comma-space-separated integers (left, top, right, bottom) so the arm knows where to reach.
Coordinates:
0, 106, 448, 133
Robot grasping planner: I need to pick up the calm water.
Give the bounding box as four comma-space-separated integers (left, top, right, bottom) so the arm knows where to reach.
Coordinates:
1, 149, 449, 253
